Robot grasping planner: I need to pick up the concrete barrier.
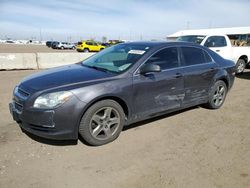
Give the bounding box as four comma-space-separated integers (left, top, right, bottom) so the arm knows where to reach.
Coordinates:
37, 53, 95, 69
0, 52, 95, 70
0, 53, 38, 70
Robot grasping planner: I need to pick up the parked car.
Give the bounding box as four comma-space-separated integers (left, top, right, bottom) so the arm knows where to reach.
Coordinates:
46, 41, 54, 48
9, 42, 235, 146
76, 41, 105, 52
178, 34, 250, 73
51, 42, 75, 49
108, 40, 124, 45
5, 40, 14, 43
101, 42, 111, 47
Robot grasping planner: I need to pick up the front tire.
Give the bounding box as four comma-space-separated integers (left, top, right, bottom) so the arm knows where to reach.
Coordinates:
206, 80, 227, 109
79, 100, 125, 146
236, 59, 246, 74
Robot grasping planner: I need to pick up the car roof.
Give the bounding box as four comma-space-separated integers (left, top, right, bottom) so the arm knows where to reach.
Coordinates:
120, 41, 204, 49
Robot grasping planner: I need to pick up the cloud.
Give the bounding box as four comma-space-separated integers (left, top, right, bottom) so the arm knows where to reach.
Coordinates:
0, 0, 249, 41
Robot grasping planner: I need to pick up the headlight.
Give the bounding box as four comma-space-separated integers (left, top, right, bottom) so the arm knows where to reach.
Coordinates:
33, 91, 72, 109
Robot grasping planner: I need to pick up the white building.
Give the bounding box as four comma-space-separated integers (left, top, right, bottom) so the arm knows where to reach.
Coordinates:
167, 26, 250, 40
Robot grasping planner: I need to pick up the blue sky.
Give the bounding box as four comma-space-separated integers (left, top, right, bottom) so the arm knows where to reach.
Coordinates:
0, 0, 249, 41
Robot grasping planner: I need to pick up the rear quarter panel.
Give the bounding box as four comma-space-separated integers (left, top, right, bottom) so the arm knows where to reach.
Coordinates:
210, 49, 236, 89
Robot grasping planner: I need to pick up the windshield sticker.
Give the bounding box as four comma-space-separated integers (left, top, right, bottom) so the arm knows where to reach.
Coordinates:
128, 50, 145, 55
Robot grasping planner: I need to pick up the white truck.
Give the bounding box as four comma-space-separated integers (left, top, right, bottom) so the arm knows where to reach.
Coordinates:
177, 34, 250, 73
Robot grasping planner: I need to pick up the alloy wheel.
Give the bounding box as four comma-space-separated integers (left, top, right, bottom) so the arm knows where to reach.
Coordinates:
89, 107, 120, 140
213, 85, 226, 106
237, 61, 245, 73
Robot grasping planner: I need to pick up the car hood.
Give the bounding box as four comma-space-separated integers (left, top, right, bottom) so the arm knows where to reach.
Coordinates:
19, 63, 115, 92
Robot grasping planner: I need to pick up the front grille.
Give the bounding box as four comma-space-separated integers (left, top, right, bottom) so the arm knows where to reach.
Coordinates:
13, 86, 30, 113
14, 102, 23, 113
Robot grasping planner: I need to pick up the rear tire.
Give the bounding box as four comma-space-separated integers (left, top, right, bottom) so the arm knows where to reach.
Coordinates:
83, 48, 89, 52
79, 100, 125, 146
60, 46, 64, 50
206, 80, 227, 109
236, 59, 246, 74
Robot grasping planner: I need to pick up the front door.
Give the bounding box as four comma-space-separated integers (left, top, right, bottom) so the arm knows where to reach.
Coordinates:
132, 47, 185, 119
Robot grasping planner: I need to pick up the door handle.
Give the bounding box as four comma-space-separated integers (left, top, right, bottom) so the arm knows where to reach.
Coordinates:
175, 73, 183, 78
210, 67, 215, 71
216, 50, 220, 52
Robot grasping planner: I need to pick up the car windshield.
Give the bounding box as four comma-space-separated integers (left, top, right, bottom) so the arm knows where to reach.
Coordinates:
177, 35, 206, 44
82, 43, 151, 73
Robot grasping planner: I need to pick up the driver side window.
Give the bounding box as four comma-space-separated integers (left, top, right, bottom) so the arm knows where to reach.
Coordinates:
204, 36, 227, 47
146, 47, 179, 70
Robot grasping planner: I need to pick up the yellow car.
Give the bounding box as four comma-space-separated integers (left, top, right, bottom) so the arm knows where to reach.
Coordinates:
76, 41, 105, 52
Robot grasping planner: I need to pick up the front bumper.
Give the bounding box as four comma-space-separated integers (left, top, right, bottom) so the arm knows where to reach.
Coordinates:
9, 96, 87, 140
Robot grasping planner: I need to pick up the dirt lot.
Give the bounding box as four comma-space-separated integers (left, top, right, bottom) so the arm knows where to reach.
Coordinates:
0, 44, 77, 53
0, 70, 250, 188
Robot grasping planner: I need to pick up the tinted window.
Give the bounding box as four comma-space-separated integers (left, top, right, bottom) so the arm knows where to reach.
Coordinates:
203, 50, 213, 63
146, 47, 179, 70
204, 36, 227, 47
86, 42, 93, 45
181, 47, 207, 66
177, 35, 206, 44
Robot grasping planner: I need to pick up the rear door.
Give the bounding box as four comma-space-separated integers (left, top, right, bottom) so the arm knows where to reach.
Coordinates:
132, 47, 185, 118
180, 46, 218, 106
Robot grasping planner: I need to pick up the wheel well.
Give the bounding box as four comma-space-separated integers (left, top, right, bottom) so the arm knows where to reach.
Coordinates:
84, 96, 129, 118
218, 78, 229, 89
238, 55, 248, 63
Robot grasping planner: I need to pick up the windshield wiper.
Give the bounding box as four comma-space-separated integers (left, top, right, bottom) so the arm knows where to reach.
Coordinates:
83, 64, 112, 73
91, 66, 110, 73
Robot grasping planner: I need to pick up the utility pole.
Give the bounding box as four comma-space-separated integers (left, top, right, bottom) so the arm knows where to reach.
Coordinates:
39, 28, 42, 42
186, 21, 190, 29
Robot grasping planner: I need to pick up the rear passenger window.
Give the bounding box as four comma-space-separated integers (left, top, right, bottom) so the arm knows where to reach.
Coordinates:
146, 47, 179, 70
181, 47, 207, 66
203, 51, 213, 63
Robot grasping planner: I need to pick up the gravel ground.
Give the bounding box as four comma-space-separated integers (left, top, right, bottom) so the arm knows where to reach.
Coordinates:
0, 70, 249, 188
0, 44, 77, 53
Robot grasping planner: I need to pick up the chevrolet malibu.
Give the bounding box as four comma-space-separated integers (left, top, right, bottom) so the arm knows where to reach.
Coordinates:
9, 42, 235, 146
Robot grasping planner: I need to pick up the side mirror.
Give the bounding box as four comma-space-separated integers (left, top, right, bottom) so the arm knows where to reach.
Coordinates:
139, 63, 161, 74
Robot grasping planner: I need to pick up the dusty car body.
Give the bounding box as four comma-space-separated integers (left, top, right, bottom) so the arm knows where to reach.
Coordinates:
9, 42, 235, 145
